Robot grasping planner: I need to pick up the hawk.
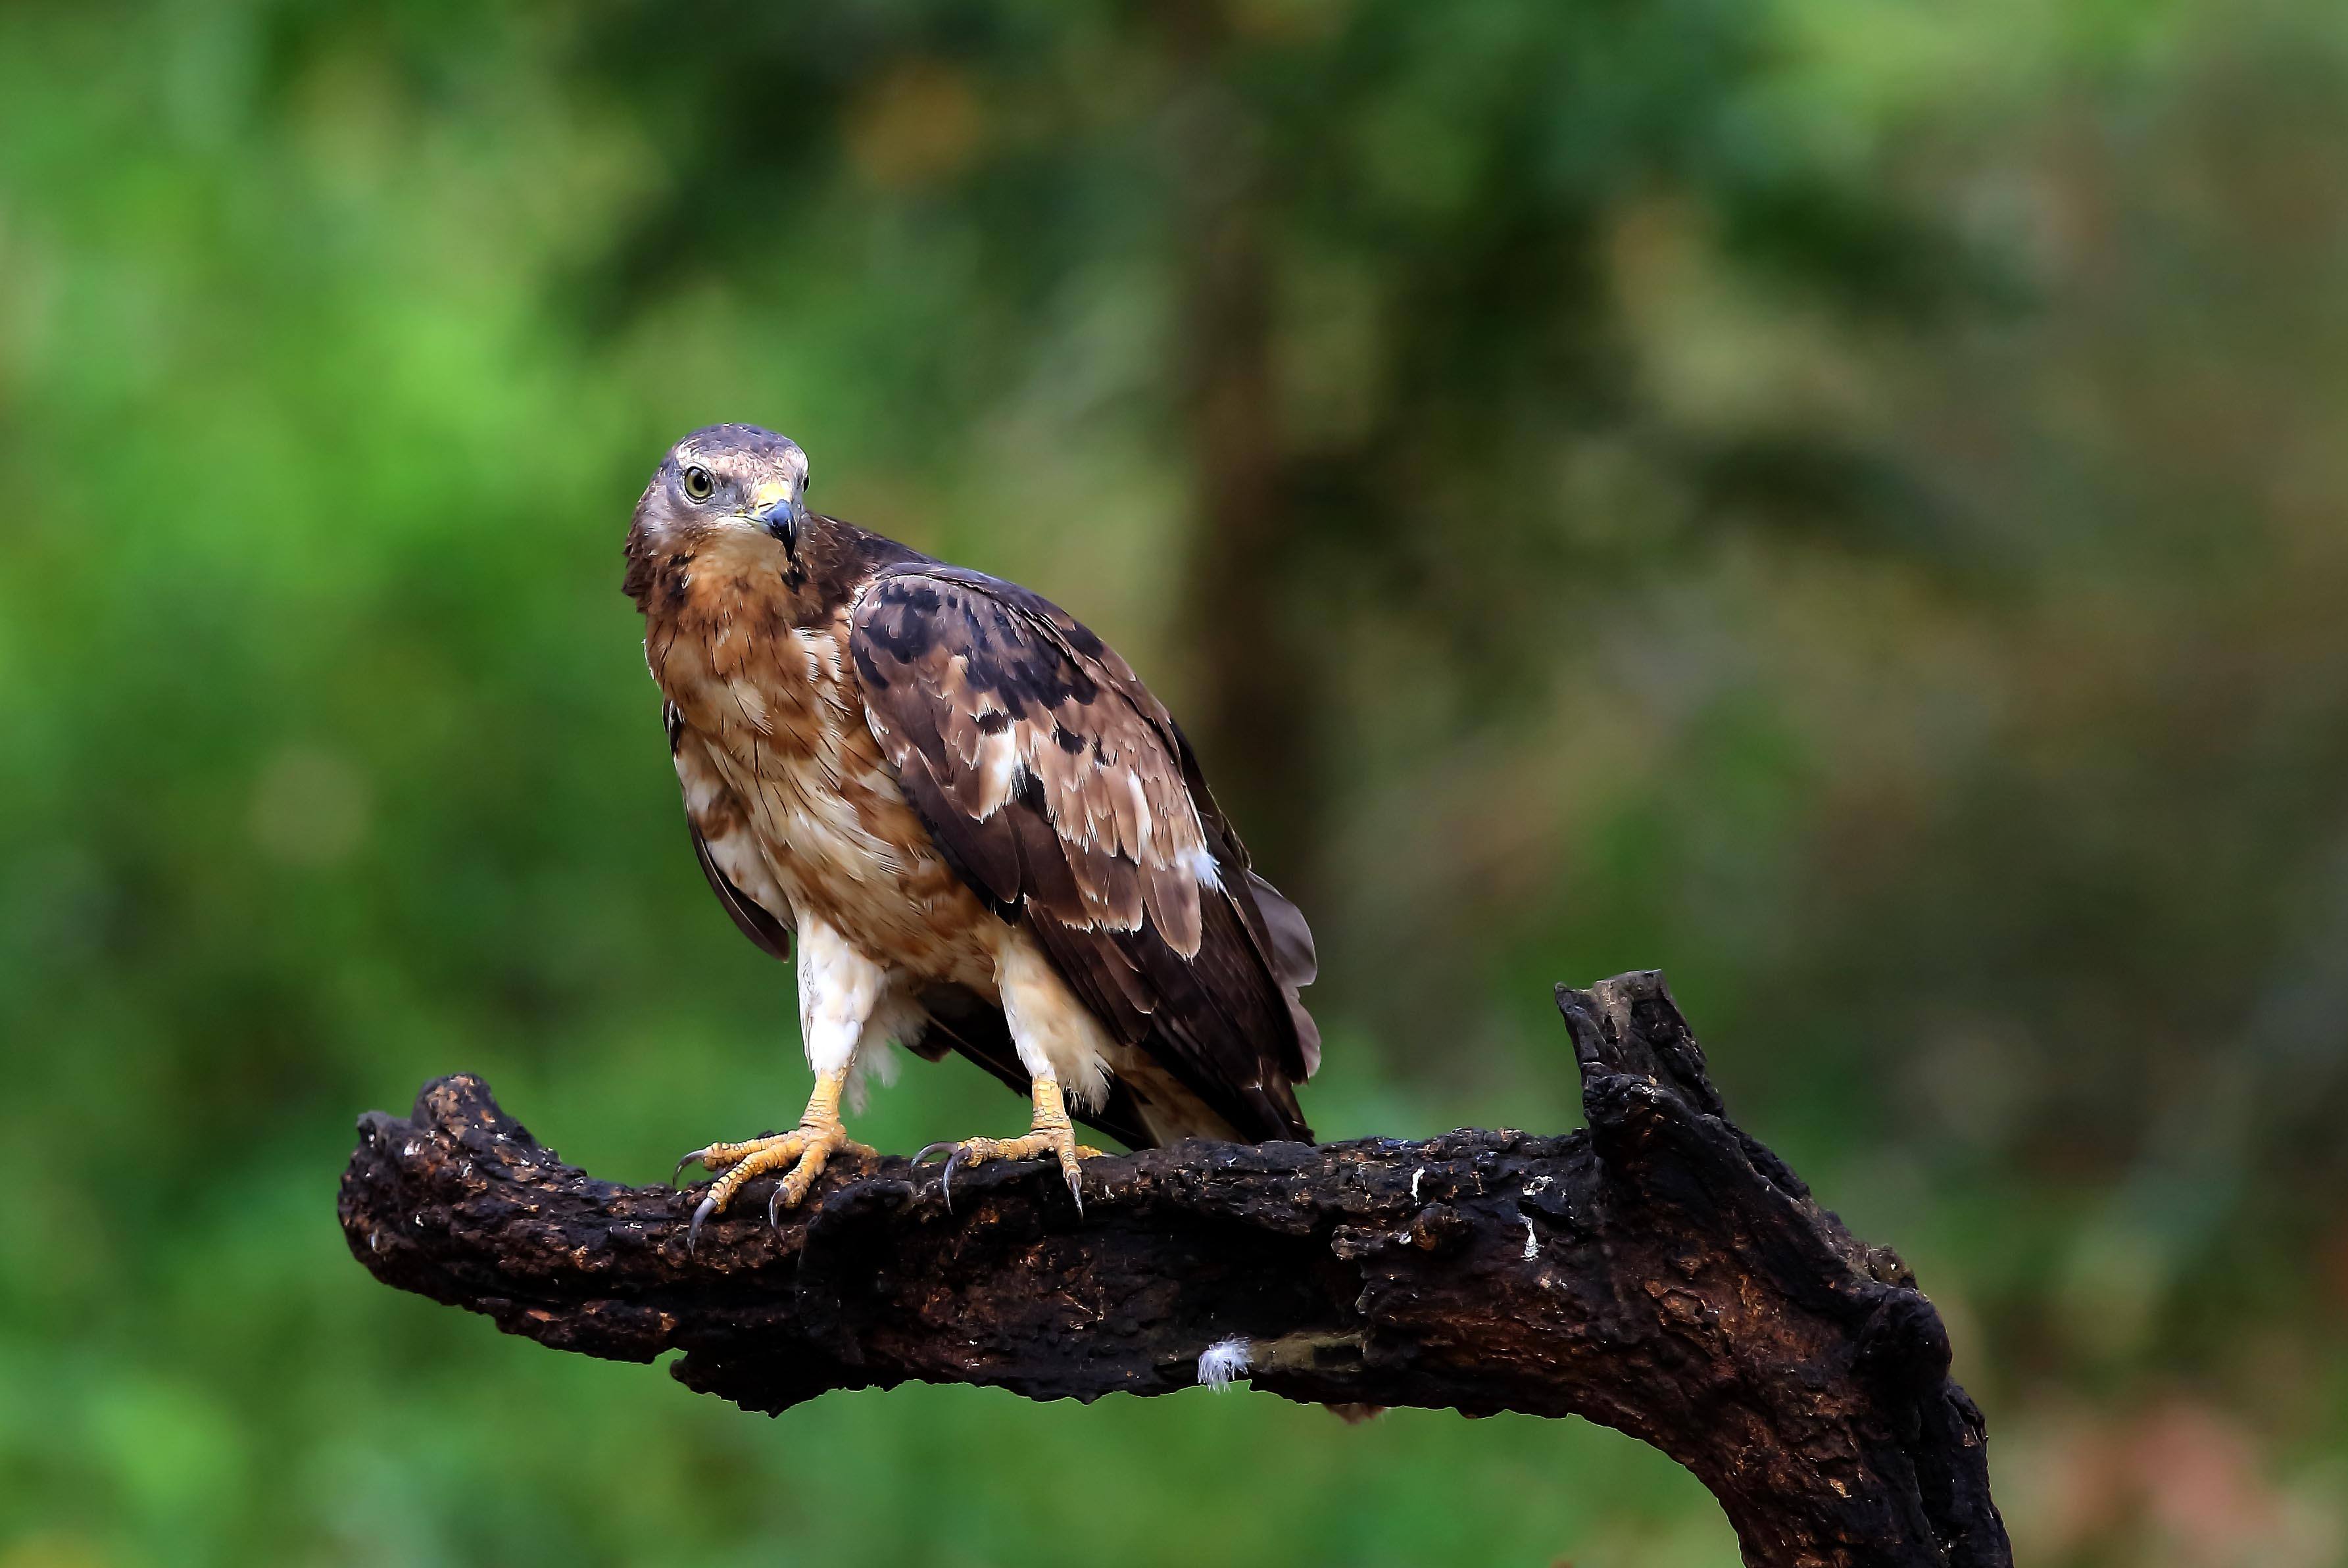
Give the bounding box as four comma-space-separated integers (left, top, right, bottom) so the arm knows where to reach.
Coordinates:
626, 426, 1319, 1240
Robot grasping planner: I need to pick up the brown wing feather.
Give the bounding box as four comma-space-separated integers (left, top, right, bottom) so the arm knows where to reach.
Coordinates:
667, 701, 793, 962
691, 820, 793, 960
850, 565, 1316, 1144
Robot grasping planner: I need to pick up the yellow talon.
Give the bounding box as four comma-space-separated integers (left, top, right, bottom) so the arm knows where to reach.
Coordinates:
678, 1069, 874, 1250
914, 1077, 1104, 1213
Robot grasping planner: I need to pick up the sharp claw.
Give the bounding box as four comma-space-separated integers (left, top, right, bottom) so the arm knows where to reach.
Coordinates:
768, 1183, 788, 1230
687, 1193, 717, 1254
1066, 1165, 1085, 1215
941, 1144, 972, 1213
912, 1141, 959, 1166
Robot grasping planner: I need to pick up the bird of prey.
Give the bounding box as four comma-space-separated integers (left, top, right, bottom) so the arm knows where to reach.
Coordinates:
625, 425, 1319, 1240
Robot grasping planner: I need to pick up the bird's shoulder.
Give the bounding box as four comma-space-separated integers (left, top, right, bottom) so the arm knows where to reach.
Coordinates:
846, 560, 1160, 722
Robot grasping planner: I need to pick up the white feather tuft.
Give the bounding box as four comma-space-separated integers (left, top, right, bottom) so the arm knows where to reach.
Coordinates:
1196, 1337, 1253, 1392
843, 1038, 900, 1115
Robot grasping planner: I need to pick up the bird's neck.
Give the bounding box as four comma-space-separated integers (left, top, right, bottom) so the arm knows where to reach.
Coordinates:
627, 514, 923, 627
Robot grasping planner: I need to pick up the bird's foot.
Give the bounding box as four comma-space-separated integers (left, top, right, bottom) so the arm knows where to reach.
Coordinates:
674, 1071, 873, 1250
676, 1122, 876, 1247
914, 1076, 1103, 1214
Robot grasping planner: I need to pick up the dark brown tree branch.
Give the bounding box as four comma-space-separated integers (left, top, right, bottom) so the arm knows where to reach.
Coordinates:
338, 971, 2009, 1568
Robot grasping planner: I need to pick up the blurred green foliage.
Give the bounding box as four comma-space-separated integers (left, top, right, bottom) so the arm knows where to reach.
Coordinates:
5, 1, 2348, 1564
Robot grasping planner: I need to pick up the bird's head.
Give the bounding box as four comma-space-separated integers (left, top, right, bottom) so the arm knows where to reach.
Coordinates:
631, 424, 813, 559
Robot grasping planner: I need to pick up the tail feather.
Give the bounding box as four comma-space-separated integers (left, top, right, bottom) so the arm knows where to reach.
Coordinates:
1243, 868, 1321, 1079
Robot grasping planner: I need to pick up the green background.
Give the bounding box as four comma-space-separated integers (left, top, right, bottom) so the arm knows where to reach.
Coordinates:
4, 1, 2346, 1564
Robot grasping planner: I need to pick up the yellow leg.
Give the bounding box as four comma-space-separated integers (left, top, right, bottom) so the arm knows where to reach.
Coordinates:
675, 1069, 876, 1248
914, 1076, 1106, 1213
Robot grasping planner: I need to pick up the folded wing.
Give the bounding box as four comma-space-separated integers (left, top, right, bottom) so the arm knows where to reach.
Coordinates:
849, 565, 1317, 1144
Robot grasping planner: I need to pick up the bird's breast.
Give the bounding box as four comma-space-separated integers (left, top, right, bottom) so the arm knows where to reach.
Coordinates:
648, 574, 994, 985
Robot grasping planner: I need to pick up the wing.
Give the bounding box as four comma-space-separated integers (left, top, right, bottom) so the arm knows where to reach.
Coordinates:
849, 565, 1317, 1144
666, 701, 794, 961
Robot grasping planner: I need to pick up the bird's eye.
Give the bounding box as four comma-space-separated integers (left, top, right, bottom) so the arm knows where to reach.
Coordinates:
681, 466, 716, 502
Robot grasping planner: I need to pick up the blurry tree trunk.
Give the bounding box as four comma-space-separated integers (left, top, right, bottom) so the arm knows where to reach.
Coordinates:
1161, 0, 1323, 897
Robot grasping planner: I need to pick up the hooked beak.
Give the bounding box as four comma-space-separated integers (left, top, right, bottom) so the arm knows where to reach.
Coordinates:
757, 495, 802, 553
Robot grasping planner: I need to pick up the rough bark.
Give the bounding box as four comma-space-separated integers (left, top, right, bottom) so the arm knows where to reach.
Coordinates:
338, 971, 2009, 1568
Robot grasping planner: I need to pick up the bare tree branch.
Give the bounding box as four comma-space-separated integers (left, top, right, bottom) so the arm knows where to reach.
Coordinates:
339, 971, 2009, 1568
